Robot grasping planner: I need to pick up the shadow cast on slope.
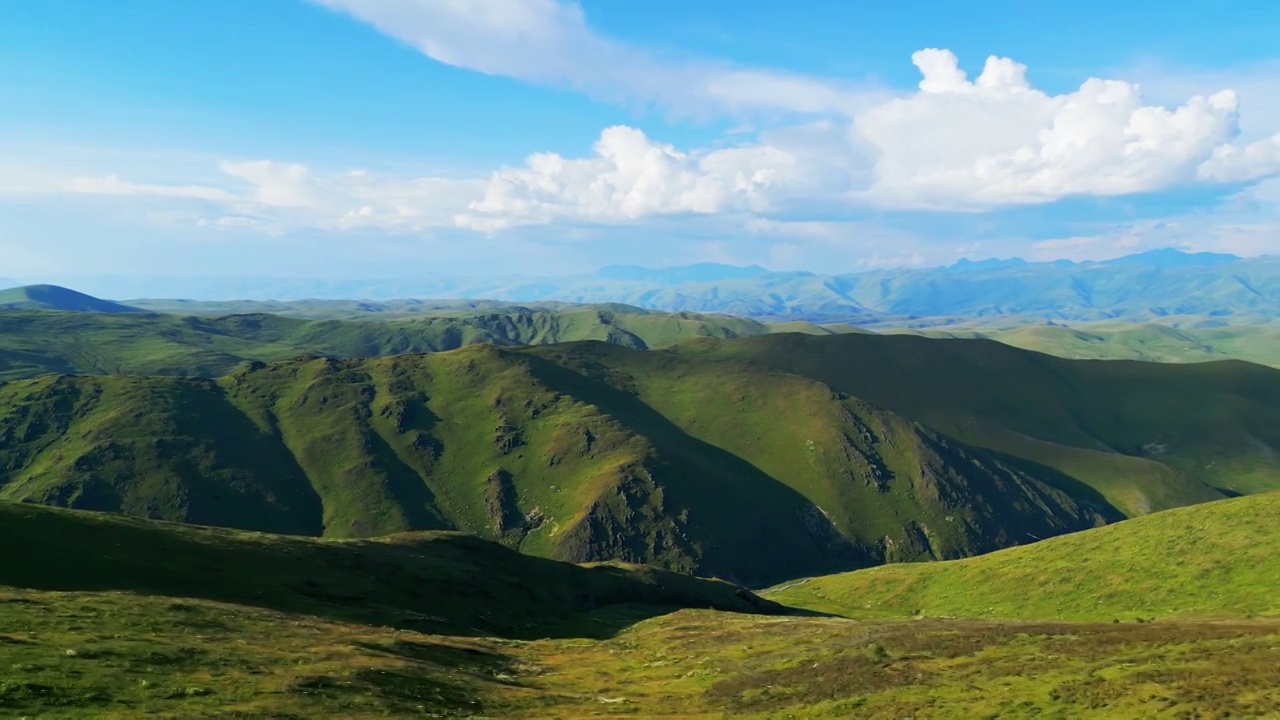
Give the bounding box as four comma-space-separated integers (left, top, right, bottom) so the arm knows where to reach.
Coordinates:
520, 353, 875, 588
978, 446, 1127, 524
0, 502, 791, 641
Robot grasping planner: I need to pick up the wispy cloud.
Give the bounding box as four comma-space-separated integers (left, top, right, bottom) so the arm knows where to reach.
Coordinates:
308, 0, 885, 118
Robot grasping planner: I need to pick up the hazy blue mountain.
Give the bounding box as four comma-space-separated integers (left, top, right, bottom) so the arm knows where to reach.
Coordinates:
949, 257, 1031, 271
31, 250, 1280, 326
1100, 249, 1241, 267
597, 262, 773, 284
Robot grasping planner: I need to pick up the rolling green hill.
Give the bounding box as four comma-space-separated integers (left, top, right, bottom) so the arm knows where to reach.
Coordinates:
0, 305, 858, 381
0, 501, 780, 637
769, 491, 1280, 622
0, 345, 1112, 586
0, 285, 144, 313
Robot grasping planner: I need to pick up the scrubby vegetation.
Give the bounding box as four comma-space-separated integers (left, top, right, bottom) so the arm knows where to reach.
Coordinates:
2, 498, 1279, 718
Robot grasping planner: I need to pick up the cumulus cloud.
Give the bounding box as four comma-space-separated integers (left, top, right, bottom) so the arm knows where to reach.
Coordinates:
308, 0, 878, 117
1197, 134, 1280, 183
459, 50, 1280, 219
853, 49, 1249, 209
458, 126, 797, 229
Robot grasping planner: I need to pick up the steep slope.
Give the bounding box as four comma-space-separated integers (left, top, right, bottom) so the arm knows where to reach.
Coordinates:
0, 285, 144, 313
0, 346, 1106, 586
0, 373, 327, 535
769, 491, 1280, 622
681, 332, 1280, 508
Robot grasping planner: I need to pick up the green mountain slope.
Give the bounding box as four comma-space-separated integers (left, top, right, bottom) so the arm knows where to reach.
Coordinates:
769, 491, 1280, 622
4, 333, 1278, 584
0, 501, 780, 638
677, 332, 1280, 508
0, 346, 1108, 586
0, 285, 144, 313
0, 306, 853, 381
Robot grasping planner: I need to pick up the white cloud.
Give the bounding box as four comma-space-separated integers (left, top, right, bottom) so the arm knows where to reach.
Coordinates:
218, 161, 320, 208
56, 161, 485, 233
1197, 134, 1280, 183
459, 125, 795, 229
1126, 59, 1280, 144
458, 50, 1280, 220
853, 49, 1250, 209
308, 0, 879, 117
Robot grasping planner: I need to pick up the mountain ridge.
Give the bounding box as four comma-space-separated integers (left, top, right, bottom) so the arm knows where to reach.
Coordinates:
0, 346, 1110, 586
4, 333, 1278, 585
0, 304, 861, 382
36, 249, 1277, 325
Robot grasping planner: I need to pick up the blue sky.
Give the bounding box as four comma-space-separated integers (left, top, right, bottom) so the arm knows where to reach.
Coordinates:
1, 0, 1279, 280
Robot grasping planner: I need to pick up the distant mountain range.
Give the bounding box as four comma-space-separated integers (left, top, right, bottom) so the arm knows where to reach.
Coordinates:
13, 249, 1280, 325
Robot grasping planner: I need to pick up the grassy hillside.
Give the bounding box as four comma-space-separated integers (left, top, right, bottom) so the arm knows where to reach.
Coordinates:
0, 501, 779, 637
2, 501, 1277, 717
0, 285, 143, 313
9, 589, 1277, 719
913, 322, 1280, 368
0, 345, 1108, 586
678, 332, 1280, 507
769, 492, 1280, 622
0, 306, 855, 381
